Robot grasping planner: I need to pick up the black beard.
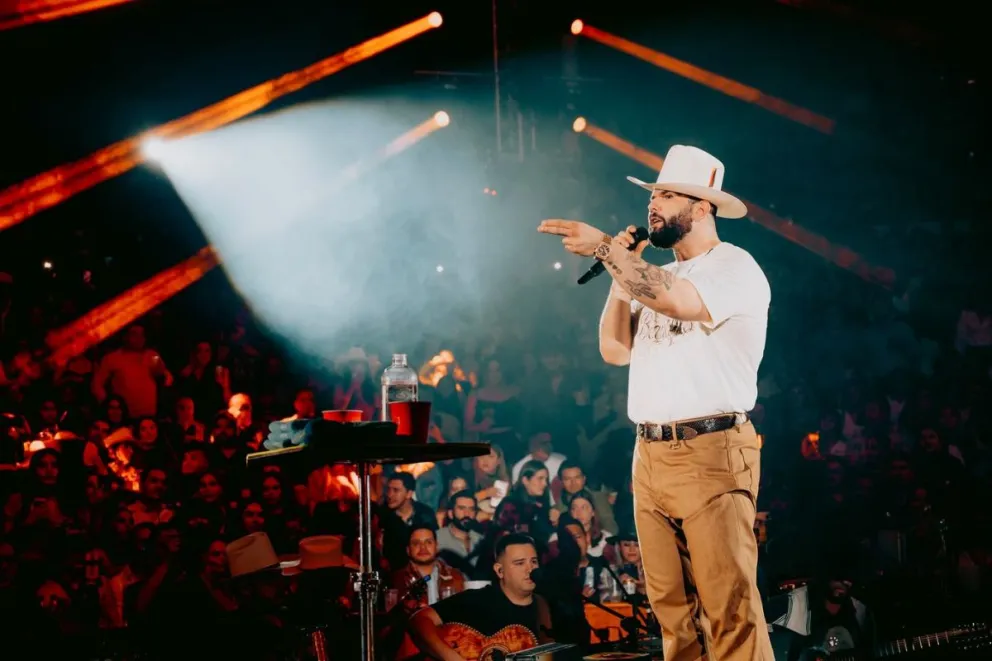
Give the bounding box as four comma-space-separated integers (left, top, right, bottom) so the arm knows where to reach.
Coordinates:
649, 207, 694, 249
453, 517, 474, 532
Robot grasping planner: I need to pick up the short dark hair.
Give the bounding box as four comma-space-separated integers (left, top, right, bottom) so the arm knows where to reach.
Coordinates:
447, 489, 476, 510
407, 525, 436, 543
557, 459, 583, 478
494, 533, 536, 561
389, 471, 417, 492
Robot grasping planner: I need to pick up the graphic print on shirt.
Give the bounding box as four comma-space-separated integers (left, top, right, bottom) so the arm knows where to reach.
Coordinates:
635, 307, 695, 347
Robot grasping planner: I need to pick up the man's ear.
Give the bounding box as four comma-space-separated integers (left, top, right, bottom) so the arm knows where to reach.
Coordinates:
493, 561, 503, 578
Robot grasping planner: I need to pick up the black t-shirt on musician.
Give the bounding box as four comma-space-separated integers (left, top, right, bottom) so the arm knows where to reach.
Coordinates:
432, 584, 541, 641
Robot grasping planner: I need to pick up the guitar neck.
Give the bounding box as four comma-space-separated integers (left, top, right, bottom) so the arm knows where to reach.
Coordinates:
875, 631, 956, 657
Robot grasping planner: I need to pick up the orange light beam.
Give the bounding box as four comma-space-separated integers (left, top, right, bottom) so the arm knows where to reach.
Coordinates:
334, 112, 450, 188
0, 12, 444, 230
43, 248, 217, 349
575, 118, 895, 289
47, 247, 221, 366
0, 0, 134, 31
573, 22, 835, 135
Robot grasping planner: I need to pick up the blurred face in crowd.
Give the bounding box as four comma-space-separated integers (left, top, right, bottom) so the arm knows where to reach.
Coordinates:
529, 433, 552, 462
563, 523, 587, 560
182, 448, 208, 475
293, 390, 316, 419
885, 461, 911, 489
827, 579, 851, 604
477, 449, 500, 476
84, 474, 104, 505
522, 468, 549, 498
138, 419, 158, 446
125, 326, 146, 351
407, 528, 437, 567
194, 342, 212, 367
88, 420, 110, 444
106, 399, 124, 424
212, 415, 236, 445
293, 484, 309, 508
176, 397, 195, 423
37, 580, 70, 614
198, 473, 222, 503
449, 496, 476, 530
939, 406, 958, 430
112, 508, 133, 537
142, 469, 167, 501
386, 478, 412, 510
619, 540, 641, 565
560, 467, 585, 495
261, 476, 282, 506
540, 350, 565, 373
448, 476, 468, 496
157, 526, 181, 555
863, 400, 885, 424
39, 400, 58, 426
495, 542, 539, 597
569, 496, 595, 530
229, 394, 253, 428
203, 540, 228, 576
920, 428, 941, 453
484, 360, 503, 387
34, 451, 59, 486
242, 503, 265, 533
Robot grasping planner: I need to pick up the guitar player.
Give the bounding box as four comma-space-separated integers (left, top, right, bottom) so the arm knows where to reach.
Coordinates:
767, 547, 876, 660
407, 533, 554, 661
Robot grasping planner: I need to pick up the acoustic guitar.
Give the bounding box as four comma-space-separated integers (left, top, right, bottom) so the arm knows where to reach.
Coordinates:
397, 622, 538, 661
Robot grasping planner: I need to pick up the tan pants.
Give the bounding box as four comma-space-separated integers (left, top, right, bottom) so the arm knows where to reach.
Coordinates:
632, 420, 773, 661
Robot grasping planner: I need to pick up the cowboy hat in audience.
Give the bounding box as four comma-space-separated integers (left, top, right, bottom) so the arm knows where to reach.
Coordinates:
227, 531, 282, 578
282, 535, 359, 576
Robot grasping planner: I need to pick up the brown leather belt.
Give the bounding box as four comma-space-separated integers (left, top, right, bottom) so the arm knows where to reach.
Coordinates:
637, 413, 747, 442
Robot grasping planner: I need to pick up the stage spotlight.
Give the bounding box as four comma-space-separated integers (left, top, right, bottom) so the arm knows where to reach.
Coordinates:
553, 262, 562, 271
436, 264, 444, 273
570, 20, 584, 35
434, 111, 450, 127
572, 117, 587, 133
428, 12, 443, 27
140, 137, 169, 162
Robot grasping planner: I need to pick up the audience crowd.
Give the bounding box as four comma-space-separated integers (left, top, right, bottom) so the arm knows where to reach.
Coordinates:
0, 243, 990, 659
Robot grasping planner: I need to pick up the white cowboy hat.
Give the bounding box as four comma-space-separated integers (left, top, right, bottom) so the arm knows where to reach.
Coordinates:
626, 145, 747, 219
282, 535, 359, 576
227, 531, 281, 578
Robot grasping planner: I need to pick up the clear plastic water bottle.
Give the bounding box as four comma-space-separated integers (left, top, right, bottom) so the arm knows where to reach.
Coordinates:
380, 353, 418, 421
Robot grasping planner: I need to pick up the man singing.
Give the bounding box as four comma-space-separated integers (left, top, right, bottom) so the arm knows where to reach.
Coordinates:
538, 145, 773, 661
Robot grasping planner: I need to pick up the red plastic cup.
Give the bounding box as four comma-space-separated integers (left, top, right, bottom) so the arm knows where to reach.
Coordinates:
388, 401, 431, 443
322, 410, 363, 423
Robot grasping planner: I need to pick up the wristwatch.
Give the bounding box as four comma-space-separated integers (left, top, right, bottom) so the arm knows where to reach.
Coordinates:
593, 234, 612, 261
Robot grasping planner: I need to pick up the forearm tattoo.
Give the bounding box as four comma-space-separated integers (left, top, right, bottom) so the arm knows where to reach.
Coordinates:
622, 280, 657, 299
632, 262, 674, 291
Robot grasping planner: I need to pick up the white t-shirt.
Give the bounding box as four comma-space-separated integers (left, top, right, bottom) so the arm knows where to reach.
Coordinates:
627, 242, 770, 423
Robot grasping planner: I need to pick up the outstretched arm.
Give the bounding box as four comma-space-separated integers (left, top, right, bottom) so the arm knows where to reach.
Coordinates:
602, 239, 711, 322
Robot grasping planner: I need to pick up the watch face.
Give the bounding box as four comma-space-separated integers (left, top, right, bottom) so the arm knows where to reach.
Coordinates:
595, 243, 610, 260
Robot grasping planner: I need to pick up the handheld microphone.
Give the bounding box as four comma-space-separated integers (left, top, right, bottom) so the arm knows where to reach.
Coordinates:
577, 226, 648, 285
